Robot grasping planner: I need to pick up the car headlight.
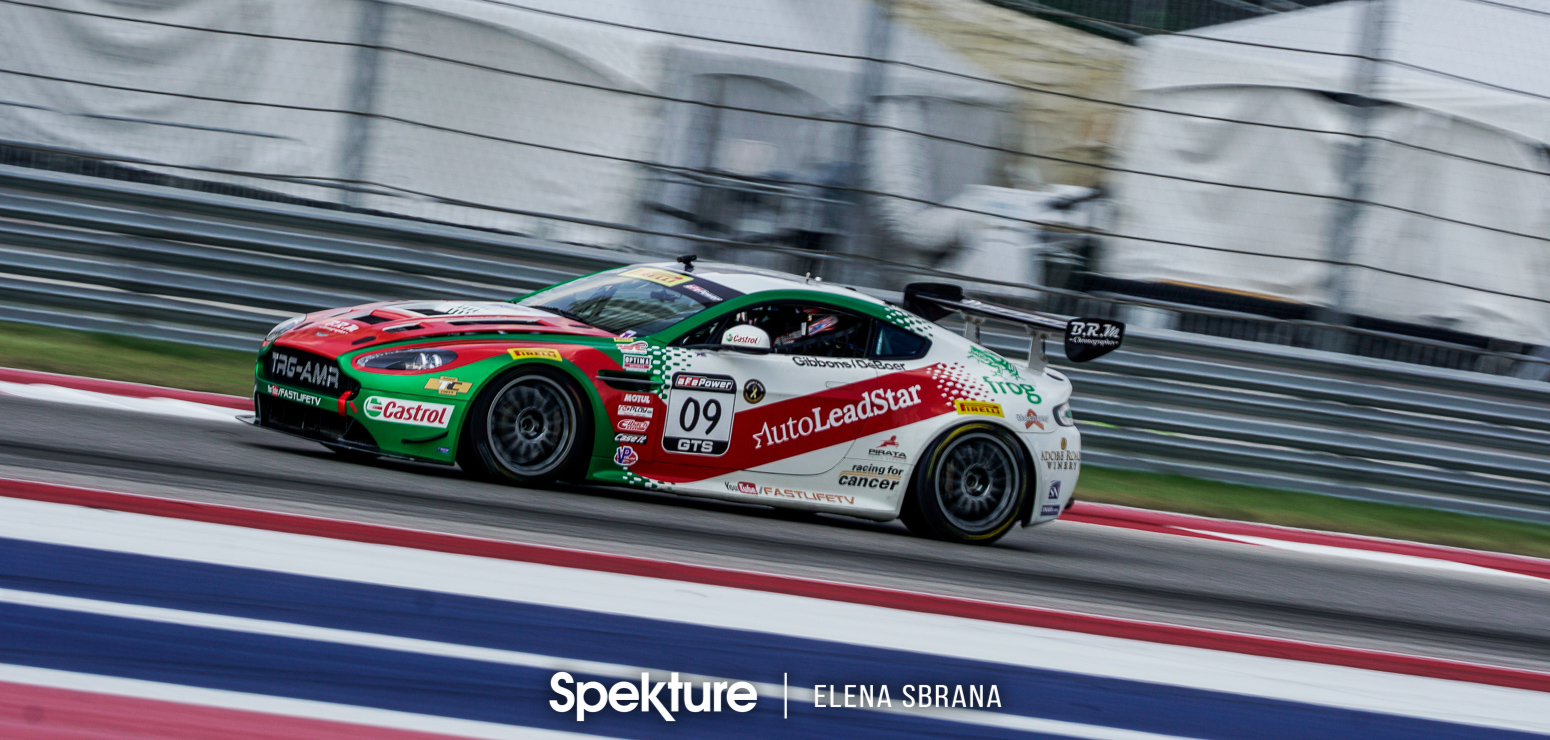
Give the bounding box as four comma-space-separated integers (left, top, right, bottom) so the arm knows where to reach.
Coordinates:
1053, 402, 1075, 427
264, 315, 306, 344
357, 349, 458, 371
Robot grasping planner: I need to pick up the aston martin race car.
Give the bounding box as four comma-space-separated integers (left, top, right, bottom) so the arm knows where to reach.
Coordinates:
253, 258, 1123, 544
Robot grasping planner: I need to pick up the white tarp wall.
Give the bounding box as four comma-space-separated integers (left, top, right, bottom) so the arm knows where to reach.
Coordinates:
0, 0, 1010, 251
0, 0, 362, 197
1103, 0, 1550, 343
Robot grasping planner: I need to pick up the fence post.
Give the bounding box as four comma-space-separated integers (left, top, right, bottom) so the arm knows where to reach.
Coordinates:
834, 0, 894, 284
340, 0, 386, 209
1319, 0, 1389, 349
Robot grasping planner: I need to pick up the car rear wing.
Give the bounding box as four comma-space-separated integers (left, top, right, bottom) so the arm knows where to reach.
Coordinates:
903, 282, 1124, 371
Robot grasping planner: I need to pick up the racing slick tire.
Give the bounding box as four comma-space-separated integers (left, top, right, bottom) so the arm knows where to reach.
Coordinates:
900, 423, 1029, 545
459, 366, 592, 486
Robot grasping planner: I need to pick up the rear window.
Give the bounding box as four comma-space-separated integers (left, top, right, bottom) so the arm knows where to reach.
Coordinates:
872, 323, 929, 359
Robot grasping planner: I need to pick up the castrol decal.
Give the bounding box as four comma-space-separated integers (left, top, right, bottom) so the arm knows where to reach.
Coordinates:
362, 396, 454, 428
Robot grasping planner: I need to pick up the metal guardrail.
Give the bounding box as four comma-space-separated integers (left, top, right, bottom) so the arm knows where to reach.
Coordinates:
2, 164, 1549, 524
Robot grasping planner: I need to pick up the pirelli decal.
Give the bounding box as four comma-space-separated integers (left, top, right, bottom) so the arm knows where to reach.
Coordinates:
621, 267, 692, 287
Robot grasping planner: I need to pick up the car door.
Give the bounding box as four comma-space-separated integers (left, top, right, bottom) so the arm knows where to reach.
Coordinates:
659, 302, 877, 477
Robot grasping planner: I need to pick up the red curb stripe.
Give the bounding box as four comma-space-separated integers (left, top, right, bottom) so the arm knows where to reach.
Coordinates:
8, 369, 1545, 578
1065, 502, 1550, 580
0, 368, 250, 411
0, 681, 472, 740
3, 477, 1548, 694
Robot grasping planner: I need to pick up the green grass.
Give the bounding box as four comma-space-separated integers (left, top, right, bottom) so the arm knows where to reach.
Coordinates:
1077, 466, 1550, 560
5, 320, 1550, 560
0, 320, 256, 396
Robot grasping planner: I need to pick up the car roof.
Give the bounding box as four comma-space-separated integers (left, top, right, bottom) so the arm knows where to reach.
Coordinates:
636, 261, 890, 308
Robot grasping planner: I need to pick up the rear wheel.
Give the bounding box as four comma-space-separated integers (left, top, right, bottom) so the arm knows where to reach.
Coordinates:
460, 367, 591, 485
900, 423, 1028, 545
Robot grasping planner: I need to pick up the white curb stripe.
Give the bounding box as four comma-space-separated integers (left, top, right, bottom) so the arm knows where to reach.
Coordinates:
0, 586, 1198, 740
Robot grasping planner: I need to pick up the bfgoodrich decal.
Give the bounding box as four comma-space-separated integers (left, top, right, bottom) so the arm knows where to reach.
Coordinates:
362, 396, 453, 428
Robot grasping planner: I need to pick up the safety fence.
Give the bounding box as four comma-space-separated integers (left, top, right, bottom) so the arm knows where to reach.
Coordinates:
2, 0, 1547, 365
2, 164, 1548, 524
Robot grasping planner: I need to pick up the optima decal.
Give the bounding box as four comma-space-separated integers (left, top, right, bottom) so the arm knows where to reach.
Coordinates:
362, 396, 453, 428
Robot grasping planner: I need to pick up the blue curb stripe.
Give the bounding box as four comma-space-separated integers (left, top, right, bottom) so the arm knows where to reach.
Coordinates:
0, 537, 1536, 740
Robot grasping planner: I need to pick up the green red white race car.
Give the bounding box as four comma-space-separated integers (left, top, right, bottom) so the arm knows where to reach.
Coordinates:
253, 257, 1123, 544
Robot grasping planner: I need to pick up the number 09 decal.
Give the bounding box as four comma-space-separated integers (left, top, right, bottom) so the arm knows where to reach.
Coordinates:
664, 372, 737, 456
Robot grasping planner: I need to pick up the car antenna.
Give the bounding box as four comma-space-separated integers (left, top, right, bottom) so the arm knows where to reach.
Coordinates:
677, 253, 696, 272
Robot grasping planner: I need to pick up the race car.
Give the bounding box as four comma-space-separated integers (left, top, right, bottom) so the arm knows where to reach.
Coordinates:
253, 257, 1123, 544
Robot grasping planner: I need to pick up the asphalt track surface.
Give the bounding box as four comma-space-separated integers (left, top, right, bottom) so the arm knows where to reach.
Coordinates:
3, 394, 1548, 675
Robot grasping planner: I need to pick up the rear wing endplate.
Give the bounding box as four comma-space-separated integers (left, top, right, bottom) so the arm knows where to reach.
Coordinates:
904, 282, 1124, 370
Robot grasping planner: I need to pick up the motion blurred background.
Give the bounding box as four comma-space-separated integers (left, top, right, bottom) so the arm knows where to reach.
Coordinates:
2, 0, 1546, 376
5, 0, 1550, 524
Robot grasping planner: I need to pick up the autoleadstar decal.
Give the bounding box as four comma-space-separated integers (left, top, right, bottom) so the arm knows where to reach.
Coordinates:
752, 386, 923, 450
633, 364, 960, 483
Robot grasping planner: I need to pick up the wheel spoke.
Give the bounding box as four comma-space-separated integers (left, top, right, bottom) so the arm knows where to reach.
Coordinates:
933, 432, 1021, 534
486, 376, 576, 476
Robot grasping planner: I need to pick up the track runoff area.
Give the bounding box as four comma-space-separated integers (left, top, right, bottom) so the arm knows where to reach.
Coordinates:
2, 372, 1550, 738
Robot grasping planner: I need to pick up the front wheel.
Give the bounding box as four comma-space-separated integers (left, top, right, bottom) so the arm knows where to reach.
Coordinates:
459, 367, 591, 485
900, 423, 1029, 545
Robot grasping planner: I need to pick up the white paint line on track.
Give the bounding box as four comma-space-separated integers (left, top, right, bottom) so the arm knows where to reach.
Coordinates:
0, 496, 1546, 734
0, 586, 1197, 740
1182, 529, 1542, 581
0, 380, 243, 422
0, 664, 594, 740
10, 370, 1545, 588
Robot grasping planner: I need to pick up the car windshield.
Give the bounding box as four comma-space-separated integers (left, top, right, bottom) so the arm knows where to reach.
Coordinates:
517, 271, 712, 335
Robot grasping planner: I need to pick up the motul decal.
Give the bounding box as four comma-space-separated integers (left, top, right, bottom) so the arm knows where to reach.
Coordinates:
631, 365, 955, 483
